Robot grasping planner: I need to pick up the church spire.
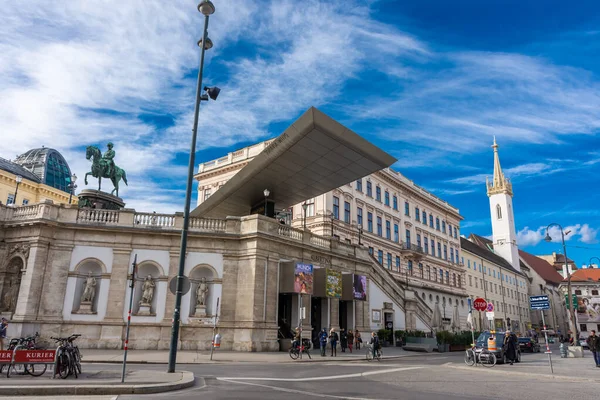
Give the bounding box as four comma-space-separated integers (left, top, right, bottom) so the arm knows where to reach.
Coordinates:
486, 137, 513, 196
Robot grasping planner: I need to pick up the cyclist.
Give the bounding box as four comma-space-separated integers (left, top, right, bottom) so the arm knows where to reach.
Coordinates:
369, 332, 380, 359
292, 327, 301, 350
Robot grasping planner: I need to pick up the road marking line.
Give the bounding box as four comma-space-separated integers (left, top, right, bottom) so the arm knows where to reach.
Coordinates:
217, 366, 423, 382
223, 379, 385, 399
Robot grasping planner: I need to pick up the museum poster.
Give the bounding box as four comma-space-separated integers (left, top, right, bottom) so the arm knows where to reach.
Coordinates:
326, 269, 342, 298
294, 263, 313, 294
353, 274, 367, 301
576, 294, 600, 324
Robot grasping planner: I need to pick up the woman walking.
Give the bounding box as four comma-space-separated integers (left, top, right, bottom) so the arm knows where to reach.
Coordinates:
503, 330, 517, 365
355, 329, 362, 350
340, 328, 348, 353
347, 330, 354, 353
329, 328, 339, 357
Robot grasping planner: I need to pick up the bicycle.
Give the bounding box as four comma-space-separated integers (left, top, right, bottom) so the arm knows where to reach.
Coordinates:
464, 345, 496, 368
365, 343, 382, 361
289, 338, 312, 360
1, 333, 47, 377
51, 334, 82, 379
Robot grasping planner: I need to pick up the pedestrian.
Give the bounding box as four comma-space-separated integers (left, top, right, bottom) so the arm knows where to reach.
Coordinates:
340, 328, 348, 353
329, 328, 339, 357
347, 330, 354, 353
503, 330, 517, 365
319, 328, 328, 357
586, 330, 600, 367
292, 327, 301, 351
0, 318, 7, 350
369, 332, 379, 359
355, 329, 362, 350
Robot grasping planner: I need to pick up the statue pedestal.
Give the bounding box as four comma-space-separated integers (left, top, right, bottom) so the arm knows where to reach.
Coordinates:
194, 305, 207, 318
78, 189, 125, 210
137, 303, 155, 316
76, 301, 96, 314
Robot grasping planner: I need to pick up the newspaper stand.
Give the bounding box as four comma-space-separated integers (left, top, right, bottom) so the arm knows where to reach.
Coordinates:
2, 346, 56, 378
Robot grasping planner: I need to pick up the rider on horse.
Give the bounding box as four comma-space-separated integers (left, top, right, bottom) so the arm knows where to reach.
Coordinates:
102, 142, 115, 178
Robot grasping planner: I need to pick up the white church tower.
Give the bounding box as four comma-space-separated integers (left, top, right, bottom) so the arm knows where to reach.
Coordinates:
486, 138, 520, 272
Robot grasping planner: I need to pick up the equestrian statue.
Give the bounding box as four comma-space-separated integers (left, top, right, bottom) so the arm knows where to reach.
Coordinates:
84, 143, 128, 197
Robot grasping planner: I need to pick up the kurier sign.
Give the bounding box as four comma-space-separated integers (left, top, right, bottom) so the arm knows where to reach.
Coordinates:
473, 298, 487, 311
0, 351, 12, 364
530, 295, 550, 311
14, 350, 56, 364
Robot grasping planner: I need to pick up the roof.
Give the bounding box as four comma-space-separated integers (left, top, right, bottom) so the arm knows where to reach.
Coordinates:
537, 253, 574, 264
460, 236, 524, 276
518, 250, 564, 285
568, 268, 600, 282
0, 157, 42, 183
13, 147, 73, 193
191, 107, 397, 218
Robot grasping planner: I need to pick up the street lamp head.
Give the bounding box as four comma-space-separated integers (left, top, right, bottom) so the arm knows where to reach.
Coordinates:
71, 173, 77, 184
15, 175, 22, 184
204, 86, 220, 100
302, 202, 308, 211
197, 36, 213, 50
263, 189, 270, 197
544, 233, 552, 242
197, 0, 216, 16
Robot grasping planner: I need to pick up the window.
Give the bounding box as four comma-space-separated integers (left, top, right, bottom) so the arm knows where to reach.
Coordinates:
429, 215, 434, 228
203, 188, 212, 201
405, 201, 410, 216
305, 198, 315, 217
439, 269, 444, 282
450, 248, 454, 263
387, 253, 392, 269
442, 221, 446, 233
367, 212, 373, 232
357, 207, 363, 226
377, 217, 382, 236
575, 290, 582, 295
386, 220, 391, 239
376, 186, 381, 201
415, 207, 420, 221
345, 238, 352, 244
417, 234, 421, 248
394, 224, 399, 242
448, 223, 451, 235
422, 210, 427, 225
384, 191, 390, 206
424, 237, 429, 253
368, 246, 374, 255
431, 239, 435, 255
333, 196, 339, 219
475, 279, 478, 288
378, 250, 383, 265
593, 290, 599, 296
496, 204, 502, 219
437, 242, 441, 258
419, 263, 423, 277
366, 181, 372, 197
434, 268, 438, 282
344, 201, 350, 223
393, 196, 398, 210
356, 179, 362, 192
427, 266, 431, 280
468, 260, 471, 269
406, 229, 411, 245
443, 245, 447, 260
408, 260, 413, 275
469, 276, 472, 286
436, 217, 440, 231
22, 199, 29, 205
454, 227, 458, 238
396, 256, 401, 270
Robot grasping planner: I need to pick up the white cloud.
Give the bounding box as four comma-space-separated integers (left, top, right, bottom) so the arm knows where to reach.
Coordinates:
517, 226, 544, 246
516, 223, 599, 247
579, 224, 599, 244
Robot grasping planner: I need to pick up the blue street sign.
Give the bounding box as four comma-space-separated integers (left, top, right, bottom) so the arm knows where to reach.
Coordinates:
530, 295, 550, 310
467, 298, 472, 311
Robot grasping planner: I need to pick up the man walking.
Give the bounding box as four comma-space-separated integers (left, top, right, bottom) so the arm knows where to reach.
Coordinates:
503, 330, 517, 365
319, 328, 328, 357
329, 328, 339, 357
0, 318, 8, 350
586, 330, 600, 367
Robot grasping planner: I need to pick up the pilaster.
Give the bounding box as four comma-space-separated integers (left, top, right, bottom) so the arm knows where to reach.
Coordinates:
38, 244, 74, 319
13, 240, 50, 321
103, 248, 132, 322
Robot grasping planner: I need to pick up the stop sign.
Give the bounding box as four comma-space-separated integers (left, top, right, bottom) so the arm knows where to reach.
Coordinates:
473, 298, 487, 311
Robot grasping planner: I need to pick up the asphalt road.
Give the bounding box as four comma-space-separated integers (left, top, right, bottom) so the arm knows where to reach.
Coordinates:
7, 350, 599, 400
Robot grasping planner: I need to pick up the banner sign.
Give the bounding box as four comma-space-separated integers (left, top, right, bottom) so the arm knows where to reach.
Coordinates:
0, 351, 12, 364
353, 275, 367, 301
326, 269, 342, 298
294, 263, 313, 294
14, 350, 56, 364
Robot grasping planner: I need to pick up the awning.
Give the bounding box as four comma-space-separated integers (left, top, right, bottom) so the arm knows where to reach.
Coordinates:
191, 107, 397, 218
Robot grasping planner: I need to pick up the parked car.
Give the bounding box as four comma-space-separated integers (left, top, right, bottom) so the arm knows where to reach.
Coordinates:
518, 337, 540, 353
475, 331, 522, 364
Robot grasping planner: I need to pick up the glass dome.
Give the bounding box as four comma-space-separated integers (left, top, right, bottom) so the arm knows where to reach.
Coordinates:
13, 147, 73, 193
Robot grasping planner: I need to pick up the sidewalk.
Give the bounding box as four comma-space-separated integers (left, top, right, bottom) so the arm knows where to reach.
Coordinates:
0, 368, 195, 396
82, 346, 429, 364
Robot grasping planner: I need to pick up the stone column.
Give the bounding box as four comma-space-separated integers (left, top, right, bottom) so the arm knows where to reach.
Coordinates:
38, 244, 74, 319
103, 248, 132, 321
330, 298, 339, 330
158, 250, 180, 350
13, 240, 50, 321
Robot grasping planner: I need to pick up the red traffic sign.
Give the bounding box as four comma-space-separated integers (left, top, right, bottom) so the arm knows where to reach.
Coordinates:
487, 303, 494, 312
474, 298, 488, 311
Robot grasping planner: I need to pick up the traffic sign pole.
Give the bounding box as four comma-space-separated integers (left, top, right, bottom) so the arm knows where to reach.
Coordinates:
541, 311, 553, 374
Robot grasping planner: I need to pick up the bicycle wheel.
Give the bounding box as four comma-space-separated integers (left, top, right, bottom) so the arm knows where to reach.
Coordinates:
289, 348, 299, 360
7, 363, 26, 377
69, 352, 78, 379
56, 352, 70, 379
73, 348, 82, 375
464, 349, 475, 366
26, 363, 48, 377
480, 350, 496, 368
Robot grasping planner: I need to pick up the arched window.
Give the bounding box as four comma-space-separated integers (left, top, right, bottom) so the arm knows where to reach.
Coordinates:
496, 204, 502, 220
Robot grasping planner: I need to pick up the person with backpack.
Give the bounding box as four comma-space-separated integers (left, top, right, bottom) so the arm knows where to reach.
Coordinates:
329, 328, 339, 357
369, 332, 380, 359
340, 328, 348, 352
318, 328, 328, 357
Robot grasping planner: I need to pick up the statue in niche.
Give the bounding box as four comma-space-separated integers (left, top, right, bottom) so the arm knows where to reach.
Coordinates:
2, 280, 19, 312
81, 272, 96, 303
140, 275, 155, 305
196, 277, 209, 306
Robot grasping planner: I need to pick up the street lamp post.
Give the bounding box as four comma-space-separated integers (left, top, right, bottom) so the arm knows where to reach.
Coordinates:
544, 223, 578, 343
68, 173, 78, 204
302, 202, 308, 230
263, 189, 270, 216
13, 175, 22, 206
168, 0, 218, 374
588, 256, 600, 268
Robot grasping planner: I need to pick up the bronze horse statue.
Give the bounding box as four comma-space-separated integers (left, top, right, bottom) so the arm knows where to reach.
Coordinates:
84, 145, 128, 197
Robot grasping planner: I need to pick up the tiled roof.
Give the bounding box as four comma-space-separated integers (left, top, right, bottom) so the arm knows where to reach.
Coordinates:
569, 268, 600, 282
518, 250, 564, 285
0, 157, 41, 183
460, 236, 525, 276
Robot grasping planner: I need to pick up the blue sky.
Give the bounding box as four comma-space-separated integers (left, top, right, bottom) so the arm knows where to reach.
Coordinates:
1, 1, 600, 266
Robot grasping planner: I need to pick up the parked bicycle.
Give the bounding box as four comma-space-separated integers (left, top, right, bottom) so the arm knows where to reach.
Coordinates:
1, 332, 47, 377
464, 345, 496, 367
366, 343, 382, 362
51, 334, 82, 379
289, 338, 312, 360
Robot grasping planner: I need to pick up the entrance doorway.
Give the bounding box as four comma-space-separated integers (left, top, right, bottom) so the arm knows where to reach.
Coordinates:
278, 293, 293, 339
339, 300, 349, 331
311, 297, 323, 347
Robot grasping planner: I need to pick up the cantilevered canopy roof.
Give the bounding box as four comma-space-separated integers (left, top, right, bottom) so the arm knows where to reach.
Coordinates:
191, 107, 397, 218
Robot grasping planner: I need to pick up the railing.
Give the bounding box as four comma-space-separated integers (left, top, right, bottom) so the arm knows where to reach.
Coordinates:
4, 204, 41, 220
277, 225, 303, 241
309, 235, 331, 249
134, 212, 175, 227
189, 217, 226, 232
77, 209, 120, 224
401, 242, 425, 254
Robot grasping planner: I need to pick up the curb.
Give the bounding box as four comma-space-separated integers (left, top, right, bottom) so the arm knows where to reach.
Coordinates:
446, 363, 598, 383
0, 371, 196, 396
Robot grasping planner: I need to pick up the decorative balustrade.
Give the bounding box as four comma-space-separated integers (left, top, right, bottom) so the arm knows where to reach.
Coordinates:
77, 208, 120, 224
309, 235, 331, 249
189, 217, 226, 232
134, 212, 175, 227
276, 225, 303, 241
4, 204, 41, 220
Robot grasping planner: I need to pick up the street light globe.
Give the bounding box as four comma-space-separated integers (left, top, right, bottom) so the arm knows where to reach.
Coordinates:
263, 189, 270, 197
198, 0, 216, 16
71, 173, 77, 184
544, 233, 552, 242
197, 36, 213, 50
15, 175, 23, 183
